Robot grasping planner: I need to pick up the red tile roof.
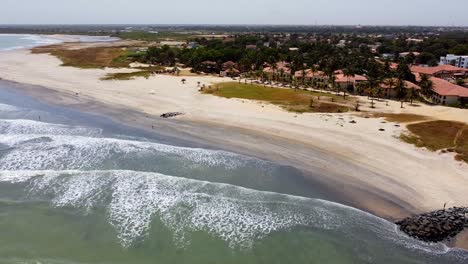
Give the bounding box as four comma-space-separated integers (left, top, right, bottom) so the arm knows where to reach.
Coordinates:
411, 65, 468, 76
380, 79, 421, 90
335, 73, 367, 83
430, 77, 468, 97
223, 61, 237, 68
263, 61, 291, 74
294, 69, 325, 78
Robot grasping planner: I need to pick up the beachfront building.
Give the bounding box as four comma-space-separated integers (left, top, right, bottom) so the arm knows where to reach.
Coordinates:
440, 54, 468, 69
380, 78, 421, 98
220, 61, 240, 77
293, 69, 328, 87
263, 61, 292, 81
198, 61, 219, 74
411, 65, 468, 79
334, 71, 368, 92
220, 68, 240, 77
428, 77, 468, 105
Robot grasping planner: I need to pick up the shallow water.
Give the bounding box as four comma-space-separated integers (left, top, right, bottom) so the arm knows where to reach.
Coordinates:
0, 34, 62, 51
0, 82, 467, 263
0, 34, 118, 51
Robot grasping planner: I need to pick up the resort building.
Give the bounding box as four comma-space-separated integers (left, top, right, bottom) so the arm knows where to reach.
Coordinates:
428, 77, 468, 105
294, 69, 328, 87
219, 61, 240, 77
410, 65, 468, 79
199, 61, 219, 74
380, 79, 421, 98
334, 71, 367, 92
219, 68, 240, 77
263, 61, 292, 76
440, 54, 468, 69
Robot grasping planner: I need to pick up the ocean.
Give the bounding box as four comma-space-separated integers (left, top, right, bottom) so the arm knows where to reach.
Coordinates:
0, 38, 467, 263
0, 34, 119, 51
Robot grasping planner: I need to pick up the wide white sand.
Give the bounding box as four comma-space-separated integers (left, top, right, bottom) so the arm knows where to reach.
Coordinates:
0, 49, 467, 219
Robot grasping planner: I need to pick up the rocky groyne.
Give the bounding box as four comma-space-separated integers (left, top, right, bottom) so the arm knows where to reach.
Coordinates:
396, 207, 468, 243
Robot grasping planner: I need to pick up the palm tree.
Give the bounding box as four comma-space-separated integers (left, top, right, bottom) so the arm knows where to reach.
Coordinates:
293, 79, 299, 92
301, 68, 307, 85
181, 78, 186, 84
342, 67, 355, 99
396, 78, 407, 108
366, 75, 381, 107
173, 67, 180, 76
279, 68, 285, 85
383, 78, 396, 98
356, 82, 367, 96
260, 71, 267, 87
408, 87, 417, 105
419, 75, 434, 100
271, 62, 278, 82
310, 65, 319, 90
329, 75, 337, 93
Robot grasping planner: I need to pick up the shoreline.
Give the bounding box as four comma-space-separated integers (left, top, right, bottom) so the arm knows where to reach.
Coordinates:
0, 47, 467, 249
0, 78, 415, 217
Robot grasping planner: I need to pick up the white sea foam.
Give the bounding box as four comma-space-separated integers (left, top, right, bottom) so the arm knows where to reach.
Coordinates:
0, 34, 63, 51
0, 119, 102, 137
0, 169, 455, 256
19, 34, 62, 45
0, 134, 263, 171
0, 103, 21, 112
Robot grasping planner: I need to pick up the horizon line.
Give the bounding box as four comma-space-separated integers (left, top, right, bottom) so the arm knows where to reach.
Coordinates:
1, 23, 468, 28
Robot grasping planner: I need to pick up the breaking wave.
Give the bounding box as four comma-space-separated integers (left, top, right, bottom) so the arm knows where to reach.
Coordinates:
0, 102, 466, 263
0, 119, 103, 137
0, 132, 266, 172
0, 169, 456, 256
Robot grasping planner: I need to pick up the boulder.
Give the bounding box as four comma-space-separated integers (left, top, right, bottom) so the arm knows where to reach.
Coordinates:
396, 207, 468, 243
160, 112, 184, 118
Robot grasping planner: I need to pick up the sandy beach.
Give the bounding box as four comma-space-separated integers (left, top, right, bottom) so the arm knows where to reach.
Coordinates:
0, 48, 467, 247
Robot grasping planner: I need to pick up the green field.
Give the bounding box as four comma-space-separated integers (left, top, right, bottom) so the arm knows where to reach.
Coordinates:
204, 82, 351, 113
101, 71, 152, 81
33, 46, 133, 69
401, 120, 468, 162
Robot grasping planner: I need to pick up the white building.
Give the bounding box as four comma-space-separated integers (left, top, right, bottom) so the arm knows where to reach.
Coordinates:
440, 54, 468, 69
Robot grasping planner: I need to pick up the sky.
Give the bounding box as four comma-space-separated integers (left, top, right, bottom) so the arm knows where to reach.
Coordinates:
1, 0, 467, 26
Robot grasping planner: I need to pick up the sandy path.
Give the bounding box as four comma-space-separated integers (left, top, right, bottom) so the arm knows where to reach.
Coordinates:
0, 49, 467, 221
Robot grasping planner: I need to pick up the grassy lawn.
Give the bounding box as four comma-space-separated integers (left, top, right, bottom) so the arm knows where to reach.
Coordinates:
101, 71, 152, 81
32, 46, 132, 69
401, 120, 468, 162
204, 82, 351, 113
370, 113, 429, 123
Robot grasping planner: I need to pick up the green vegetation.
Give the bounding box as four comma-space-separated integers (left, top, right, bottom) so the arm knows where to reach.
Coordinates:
113, 31, 195, 42
101, 71, 152, 81
401, 120, 468, 162
32, 46, 132, 69
371, 113, 429, 123
203, 82, 351, 113
377, 33, 468, 65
